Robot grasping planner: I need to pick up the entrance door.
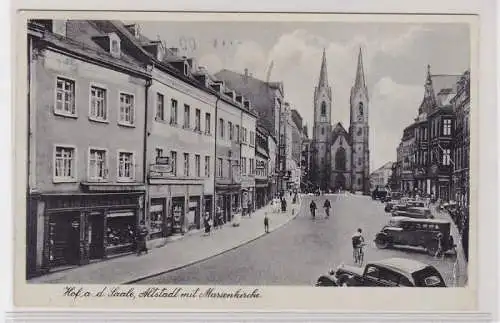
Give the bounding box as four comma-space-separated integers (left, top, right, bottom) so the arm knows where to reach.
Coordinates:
335, 173, 346, 190
48, 212, 80, 267
88, 213, 105, 260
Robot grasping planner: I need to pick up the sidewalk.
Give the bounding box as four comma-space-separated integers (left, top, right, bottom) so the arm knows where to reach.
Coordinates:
29, 196, 303, 285
431, 203, 469, 287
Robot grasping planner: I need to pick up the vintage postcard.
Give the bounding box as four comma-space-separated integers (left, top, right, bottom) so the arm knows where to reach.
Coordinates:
11, 7, 493, 316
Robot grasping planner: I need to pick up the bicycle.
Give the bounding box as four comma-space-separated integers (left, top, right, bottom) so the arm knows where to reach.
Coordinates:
353, 243, 366, 265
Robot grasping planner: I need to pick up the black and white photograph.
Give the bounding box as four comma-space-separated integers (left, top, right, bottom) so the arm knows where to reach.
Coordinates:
22, 15, 473, 291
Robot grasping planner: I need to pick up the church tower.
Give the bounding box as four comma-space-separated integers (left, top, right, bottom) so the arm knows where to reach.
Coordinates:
349, 48, 370, 194
312, 49, 333, 190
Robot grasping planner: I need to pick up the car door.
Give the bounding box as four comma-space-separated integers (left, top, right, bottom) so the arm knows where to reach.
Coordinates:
377, 267, 403, 287
362, 265, 385, 286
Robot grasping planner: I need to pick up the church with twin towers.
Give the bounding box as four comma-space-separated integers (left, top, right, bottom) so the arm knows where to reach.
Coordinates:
311, 48, 370, 194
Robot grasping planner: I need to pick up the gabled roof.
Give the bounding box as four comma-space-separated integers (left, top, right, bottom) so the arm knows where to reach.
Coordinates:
331, 122, 351, 145
215, 69, 279, 134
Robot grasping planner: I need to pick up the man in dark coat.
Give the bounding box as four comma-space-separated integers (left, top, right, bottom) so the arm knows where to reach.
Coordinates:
136, 220, 149, 256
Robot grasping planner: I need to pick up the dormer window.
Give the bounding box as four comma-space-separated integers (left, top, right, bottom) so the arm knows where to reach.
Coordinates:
109, 33, 121, 58
157, 46, 165, 61
183, 61, 189, 75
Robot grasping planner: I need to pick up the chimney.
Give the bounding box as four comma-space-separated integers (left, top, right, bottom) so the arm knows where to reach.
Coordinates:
169, 47, 179, 56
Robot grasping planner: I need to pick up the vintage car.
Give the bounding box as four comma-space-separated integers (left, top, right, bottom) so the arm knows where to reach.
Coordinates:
392, 207, 434, 219
407, 200, 426, 208
390, 203, 409, 215
374, 216, 456, 255
381, 191, 402, 203
315, 257, 446, 287
371, 186, 389, 200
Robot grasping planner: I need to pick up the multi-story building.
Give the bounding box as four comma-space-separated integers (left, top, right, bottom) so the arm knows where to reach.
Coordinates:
394, 65, 463, 199
215, 69, 285, 195
451, 70, 470, 207
255, 125, 270, 209
267, 133, 278, 198
27, 20, 150, 277
369, 161, 394, 190
240, 98, 258, 213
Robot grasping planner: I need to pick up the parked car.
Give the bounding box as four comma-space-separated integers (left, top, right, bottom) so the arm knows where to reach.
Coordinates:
390, 203, 409, 215
374, 216, 456, 256
392, 207, 434, 219
372, 186, 389, 200
407, 200, 426, 208
315, 257, 446, 287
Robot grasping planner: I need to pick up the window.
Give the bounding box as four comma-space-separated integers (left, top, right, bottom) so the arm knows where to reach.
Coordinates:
250, 159, 255, 175
119, 93, 134, 125
156, 93, 165, 121
194, 154, 201, 177
365, 266, 379, 280
55, 77, 76, 116
170, 99, 178, 125
118, 151, 134, 180
321, 102, 326, 116
89, 148, 107, 181
205, 156, 210, 177
228, 158, 232, 179
219, 118, 224, 138
235, 125, 240, 142
205, 113, 211, 134
54, 146, 76, 181
358, 157, 362, 166
335, 147, 346, 171
250, 131, 255, 146
321, 127, 324, 135
358, 102, 364, 116
183, 104, 190, 129
443, 119, 452, 135
241, 157, 247, 175
183, 153, 190, 177
442, 148, 451, 166
357, 178, 361, 185
195, 108, 201, 131
242, 128, 248, 143
228, 122, 233, 140
90, 86, 107, 121
155, 148, 163, 158
217, 158, 223, 177
171, 151, 177, 176
111, 39, 120, 55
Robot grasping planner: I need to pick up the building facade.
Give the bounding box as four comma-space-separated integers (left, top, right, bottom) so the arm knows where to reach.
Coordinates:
255, 126, 270, 208
311, 48, 370, 193
27, 20, 150, 277
369, 161, 394, 190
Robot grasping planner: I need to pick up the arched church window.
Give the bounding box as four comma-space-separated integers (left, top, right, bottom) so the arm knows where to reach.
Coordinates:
357, 127, 362, 136
359, 102, 364, 116
321, 102, 326, 116
321, 127, 324, 135
335, 147, 346, 171
339, 137, 343, 146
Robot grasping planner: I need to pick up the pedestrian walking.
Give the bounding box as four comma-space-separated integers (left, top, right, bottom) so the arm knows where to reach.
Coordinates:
281, 197, 287, 213
247, 199, 252, 217
264, 212, 270, 233
323, 199, 331, 218
136, 220, 149, 256
310, 200, 317, 219
203, 212, 211, 236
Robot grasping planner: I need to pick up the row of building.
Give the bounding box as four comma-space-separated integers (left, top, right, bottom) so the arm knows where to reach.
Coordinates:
392, 65, 470, 208
26, 20, 306, 277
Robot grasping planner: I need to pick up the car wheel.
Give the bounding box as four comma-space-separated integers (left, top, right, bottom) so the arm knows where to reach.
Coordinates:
375, 237, 389, 249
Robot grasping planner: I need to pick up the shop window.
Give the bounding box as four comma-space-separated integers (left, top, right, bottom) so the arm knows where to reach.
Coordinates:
150, 199, 166, 240
105, 213, 135, 252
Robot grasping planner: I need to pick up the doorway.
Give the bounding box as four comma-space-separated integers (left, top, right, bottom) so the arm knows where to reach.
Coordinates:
47, 212, 81, 267
88, 212, 105, 260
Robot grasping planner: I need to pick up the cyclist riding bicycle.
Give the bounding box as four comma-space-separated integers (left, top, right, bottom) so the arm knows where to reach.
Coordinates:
323, 199, 331, 218
352, 228, 365, 264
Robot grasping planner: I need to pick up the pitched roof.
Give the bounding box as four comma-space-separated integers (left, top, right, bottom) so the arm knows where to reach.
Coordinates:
331, 122, 351, 145
215, 69, 278, 134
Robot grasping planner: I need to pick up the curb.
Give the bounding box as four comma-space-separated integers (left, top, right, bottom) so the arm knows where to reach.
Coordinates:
124, 201, 303, 284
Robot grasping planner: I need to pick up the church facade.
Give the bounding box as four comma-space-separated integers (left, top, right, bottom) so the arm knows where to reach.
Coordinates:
310, 48, 371, 194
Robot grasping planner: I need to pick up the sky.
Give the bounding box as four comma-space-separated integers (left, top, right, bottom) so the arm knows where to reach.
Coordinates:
137, 21, 470, 171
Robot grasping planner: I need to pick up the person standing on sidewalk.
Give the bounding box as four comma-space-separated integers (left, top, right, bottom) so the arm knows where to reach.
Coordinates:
136, 220, 149, 256
323, 199, 331, 218
310, 200, 317, 219
264, 212, 270, 233
247, 199, 252, 218
203, 212, 211, 236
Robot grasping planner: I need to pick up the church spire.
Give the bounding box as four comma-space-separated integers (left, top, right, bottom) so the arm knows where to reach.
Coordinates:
317, 48, 328, 88
354, 47, 366, 89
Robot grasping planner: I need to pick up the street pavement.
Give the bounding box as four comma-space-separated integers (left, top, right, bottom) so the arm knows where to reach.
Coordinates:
137, 193, 468, 287
29, 196, 302, 284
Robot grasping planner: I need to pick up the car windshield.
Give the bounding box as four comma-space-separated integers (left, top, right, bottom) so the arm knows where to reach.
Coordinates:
412, 267, 446, 287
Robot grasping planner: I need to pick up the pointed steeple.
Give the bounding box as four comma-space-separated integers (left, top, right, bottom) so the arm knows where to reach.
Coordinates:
354, 47, 366, 89
317, 48, 328, 88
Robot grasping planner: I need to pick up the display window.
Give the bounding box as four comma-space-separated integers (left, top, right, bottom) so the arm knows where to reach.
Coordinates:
105, 212, 135, 252
150, 198, 166, 239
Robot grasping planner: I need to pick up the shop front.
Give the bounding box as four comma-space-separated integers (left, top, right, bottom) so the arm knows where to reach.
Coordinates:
255, 179, 268, 209
33, 190, 144, 275
215, 183, 240, 223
